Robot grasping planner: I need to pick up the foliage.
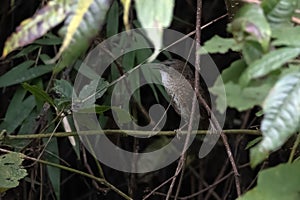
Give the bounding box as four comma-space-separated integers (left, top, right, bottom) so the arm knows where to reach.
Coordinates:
203, 0, 300, 167
238, 160, 300, 200
0, 0, 300, 199
0, 152, 27, 193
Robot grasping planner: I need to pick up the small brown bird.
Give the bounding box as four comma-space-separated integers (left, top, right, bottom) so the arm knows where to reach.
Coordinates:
159, 59, 202, 122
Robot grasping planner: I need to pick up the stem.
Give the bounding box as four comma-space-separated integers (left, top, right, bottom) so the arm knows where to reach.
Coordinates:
0, 148, 132, 200
0, 129, 261, 141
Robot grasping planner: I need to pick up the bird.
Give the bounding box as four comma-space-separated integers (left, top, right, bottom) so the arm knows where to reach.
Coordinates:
159, 59, 208, 124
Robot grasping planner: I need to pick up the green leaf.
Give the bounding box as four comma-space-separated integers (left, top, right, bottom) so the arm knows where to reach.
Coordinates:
22, 83, 55, 107
262, 0, 297, 27
112, 107, 135, 124
0, 152, 27, 193
242, 41, 264, 65
239, 161, 300, 200
272, 26, 300, 47
0, 60, 34, 87
54, 0, 112, 72
0, 61, 54, 88
10, 45, 40, 59
135, 0, 175, 61
74, 79, 109, 110
53, 79, 74, 101
221, 59, 247, 83
77, 105, 111, 114
122, 51, 141, 104
78, 79, 109, 102
228, 4, 271, 51
0, 88, 36, 133
44, 138, 60, 200
251, 72, 300, 167
106, 0, 119, 37
223, 81, 273, 112
199, 35, 242, 54
54, 0, 95, 60
34, 35, 63, 45
240, 47, 300, 86
210, 59, 280, 112
73, 61, 101, 80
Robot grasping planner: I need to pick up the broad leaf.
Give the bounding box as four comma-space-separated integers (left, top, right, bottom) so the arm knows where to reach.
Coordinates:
262, 0, 297, 27
240, 47, 300, 86
135, 0, 175, 61
54, 0, 113, 72
251, 72, 300, 167
239, 161, 300, 200
223, 81, 273, 112
0, 61, 54, 88
272, 26, 300, 47
228, 4, 271, 51
242, 41, 264, 65
53, 79, 73, 100
199, 35, 242, 54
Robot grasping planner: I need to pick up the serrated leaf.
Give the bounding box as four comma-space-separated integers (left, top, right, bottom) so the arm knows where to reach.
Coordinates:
0, 152, 27, 193
22, 83, 55, 107
239, 161, 300, 200
250, 72, 300, 167
228, 4, 271, 51
240, 47, 300, 86
199, 35, 242, 54
0, 62, 53, 88
135, 0, 174, 61
262, 0, 297, 27
2, 1, 68, 58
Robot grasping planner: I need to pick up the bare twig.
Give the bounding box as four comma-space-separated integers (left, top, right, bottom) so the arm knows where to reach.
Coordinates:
1, 129, 261, 141
0, 148, 132, 200
196, 93, 241, 197
166, 1, 203, 199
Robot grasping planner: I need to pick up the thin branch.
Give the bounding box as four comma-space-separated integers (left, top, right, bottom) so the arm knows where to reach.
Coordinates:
288, 133, 300, 163
166, 1, 203, 199
196, 93, 241, 197
0, 148, 132, 200
0, 129, 261, 141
